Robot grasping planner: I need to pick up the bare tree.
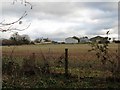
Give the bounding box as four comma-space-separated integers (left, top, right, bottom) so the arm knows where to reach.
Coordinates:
0, 0, 32, 32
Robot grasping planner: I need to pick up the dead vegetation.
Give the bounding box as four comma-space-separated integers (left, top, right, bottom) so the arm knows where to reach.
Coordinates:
2, 44, 120, 88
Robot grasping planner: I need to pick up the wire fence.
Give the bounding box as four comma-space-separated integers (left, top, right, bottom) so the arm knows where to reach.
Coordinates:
2, 46, 118, 77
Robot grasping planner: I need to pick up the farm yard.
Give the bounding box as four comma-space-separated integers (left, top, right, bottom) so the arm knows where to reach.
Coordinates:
2, 43, 120, 88
1, 1, 120, 89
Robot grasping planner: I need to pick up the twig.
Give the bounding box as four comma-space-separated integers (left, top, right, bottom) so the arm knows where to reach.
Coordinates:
10, 46, 16, 61
0, 11, 27, 26
39, 48, 46, 62
0, 22, 31, 32
25, 0, 33, 9
0, 0, 33, 32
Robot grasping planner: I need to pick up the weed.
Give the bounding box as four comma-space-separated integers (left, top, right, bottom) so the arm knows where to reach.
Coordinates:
88, 32, 119, 78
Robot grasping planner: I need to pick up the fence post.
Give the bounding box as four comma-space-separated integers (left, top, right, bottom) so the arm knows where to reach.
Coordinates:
32, 53, 35, 67
65, 48, 68, 77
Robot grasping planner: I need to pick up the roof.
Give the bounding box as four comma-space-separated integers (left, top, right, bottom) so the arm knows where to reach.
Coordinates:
65, 36, 79, 40
72, 36, 79, 41
90, 36, 105, 40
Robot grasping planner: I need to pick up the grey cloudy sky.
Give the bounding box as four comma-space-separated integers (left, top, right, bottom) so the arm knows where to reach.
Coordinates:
0, 1, 119, 41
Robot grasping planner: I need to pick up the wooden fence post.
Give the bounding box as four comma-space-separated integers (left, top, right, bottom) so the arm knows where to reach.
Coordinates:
65, 48, 68, 77
31, 53, 35, 67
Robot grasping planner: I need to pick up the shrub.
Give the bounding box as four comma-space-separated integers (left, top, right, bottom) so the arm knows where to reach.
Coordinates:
88, 32, 119, 78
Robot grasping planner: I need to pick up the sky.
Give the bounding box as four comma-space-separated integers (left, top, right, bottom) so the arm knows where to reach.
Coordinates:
0, 0, 119, 42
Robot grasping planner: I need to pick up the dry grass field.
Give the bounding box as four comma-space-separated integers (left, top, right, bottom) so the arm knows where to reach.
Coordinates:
2, 43, 118, 62
2, 43, 120, 88
2, 43, 119, 70
2, 43, 118, 59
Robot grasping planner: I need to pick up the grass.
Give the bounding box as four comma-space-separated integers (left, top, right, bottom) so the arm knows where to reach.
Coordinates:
2, 43, 120, 88
2, 43, 118, 60
2, 43, 118, 69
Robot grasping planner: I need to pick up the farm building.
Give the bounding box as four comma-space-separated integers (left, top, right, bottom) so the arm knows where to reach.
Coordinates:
65, 36, 79, 44
80, 37, 90, 43
41, 38, 52, 44
34, 38, 52, 44
90, 36, 109, 43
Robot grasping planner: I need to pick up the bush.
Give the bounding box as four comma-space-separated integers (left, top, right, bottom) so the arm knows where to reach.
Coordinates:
88, 33, 119, 78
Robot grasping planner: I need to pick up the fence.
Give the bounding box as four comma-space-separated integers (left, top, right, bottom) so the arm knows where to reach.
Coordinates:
2, 44, 120, 88
2, 45, 119, 79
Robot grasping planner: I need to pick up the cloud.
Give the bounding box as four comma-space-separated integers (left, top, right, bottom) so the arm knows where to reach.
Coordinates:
1, 2, 118, 41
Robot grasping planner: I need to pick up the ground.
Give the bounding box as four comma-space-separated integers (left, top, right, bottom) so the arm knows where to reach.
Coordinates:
2, 43, 120, 88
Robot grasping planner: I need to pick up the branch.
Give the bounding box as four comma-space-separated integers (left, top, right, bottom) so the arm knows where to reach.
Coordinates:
9, 23, 31, 31
0, 0, 32, 32
25, 0, 33, 9
0, 11, 27, 26
0, 23, 31, 32
12, 0, 33, 9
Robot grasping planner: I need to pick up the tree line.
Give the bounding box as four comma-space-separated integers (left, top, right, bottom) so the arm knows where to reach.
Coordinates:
2, 32, 34, 46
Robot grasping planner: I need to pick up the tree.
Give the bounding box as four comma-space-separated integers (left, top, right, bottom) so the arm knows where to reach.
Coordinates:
34, 38, 41, 43
2, 39, 14, 46
21, 34, 31, 44
0, 0, 32, 32
10, 32, 31, 45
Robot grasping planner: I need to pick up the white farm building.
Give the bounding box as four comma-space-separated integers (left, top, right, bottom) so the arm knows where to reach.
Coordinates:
80, 37, 90, 43
65, 37, 79, 44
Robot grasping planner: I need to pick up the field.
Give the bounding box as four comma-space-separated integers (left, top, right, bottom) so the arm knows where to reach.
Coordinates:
2, 43, 120, 88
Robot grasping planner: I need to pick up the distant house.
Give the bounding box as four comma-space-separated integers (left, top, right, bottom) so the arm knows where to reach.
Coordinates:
80, 37, 90, 43
90, 36, 108, 43
41, 38, 52, 44
65, 36, 79, 44
35, 38, 52, 44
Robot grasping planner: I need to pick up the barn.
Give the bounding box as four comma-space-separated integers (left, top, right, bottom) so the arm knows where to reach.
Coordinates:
90, 36, 109, 43
65, 37, 79, 44
80, 37, 90, 43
